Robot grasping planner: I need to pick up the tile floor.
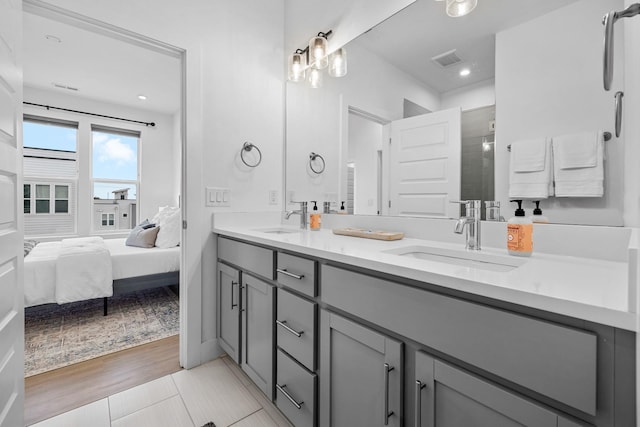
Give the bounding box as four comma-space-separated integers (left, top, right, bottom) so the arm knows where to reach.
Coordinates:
30, 356, 294, 427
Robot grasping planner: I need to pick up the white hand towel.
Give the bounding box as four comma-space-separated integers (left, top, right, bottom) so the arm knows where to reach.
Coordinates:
554, 131, 598, 169
508, 138, 554, 199
553, 131, 604, 197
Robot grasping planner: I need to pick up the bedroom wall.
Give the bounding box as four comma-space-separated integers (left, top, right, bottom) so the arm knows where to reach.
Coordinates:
23, 86, 179, 237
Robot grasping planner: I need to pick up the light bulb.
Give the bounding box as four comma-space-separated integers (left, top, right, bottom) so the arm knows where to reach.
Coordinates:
329, 48, 348, 77
288, 52, 306, 82
309, 36, 328, 69
308, 68, 323, 88
446, 0, 477, 17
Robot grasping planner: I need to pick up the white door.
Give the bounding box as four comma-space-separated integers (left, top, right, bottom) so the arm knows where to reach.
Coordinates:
0, 0, 23, 425
389, 107, 461, 218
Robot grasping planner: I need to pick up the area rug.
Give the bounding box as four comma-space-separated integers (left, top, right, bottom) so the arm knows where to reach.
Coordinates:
24, 286, 179, 377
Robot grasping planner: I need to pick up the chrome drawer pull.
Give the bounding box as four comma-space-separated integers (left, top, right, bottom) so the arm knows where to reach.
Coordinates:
414, 380, 426, 427
276, 384, 303, 410
276, 320, 304, 337
276, 268, 305, 280
384, 363, 395, 425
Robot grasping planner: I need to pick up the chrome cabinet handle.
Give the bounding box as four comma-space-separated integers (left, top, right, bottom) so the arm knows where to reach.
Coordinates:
276, 268, 305, 280
231, 281, 238, 309
276, 320, 304, 337
276, 384, 303, 410
384, 363, 395, 425
603, 10, 616, 91
414, 380, 426, 427
615, 91, 624, 137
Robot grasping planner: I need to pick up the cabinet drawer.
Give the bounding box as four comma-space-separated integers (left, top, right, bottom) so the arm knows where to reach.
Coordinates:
218, 237, 274, 279
277, 252, 316, 297
277, 288, 316, 371
321, 265, 597, 416
276, 348, 316, 427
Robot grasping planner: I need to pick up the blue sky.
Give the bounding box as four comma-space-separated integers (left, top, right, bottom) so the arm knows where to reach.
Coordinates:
24, 122, 139, 199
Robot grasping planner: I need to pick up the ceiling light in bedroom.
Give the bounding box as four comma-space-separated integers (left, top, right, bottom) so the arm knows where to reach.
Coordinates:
137, 94, 147, 100
445, 0, 478, 17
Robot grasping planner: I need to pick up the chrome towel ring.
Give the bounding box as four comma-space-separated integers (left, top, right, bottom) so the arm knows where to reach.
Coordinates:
309, 152, 325, 174
240, 141, 262, 168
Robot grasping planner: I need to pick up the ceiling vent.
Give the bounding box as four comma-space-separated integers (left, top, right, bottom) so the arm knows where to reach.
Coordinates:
431, 49, 462, 68
52, 83, 79, 91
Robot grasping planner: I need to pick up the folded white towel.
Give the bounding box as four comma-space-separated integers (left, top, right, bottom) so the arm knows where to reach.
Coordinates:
512, 138, 547, 172
553, 131, 604, 197
554, 131, 598, 169
508, 138, 554, 199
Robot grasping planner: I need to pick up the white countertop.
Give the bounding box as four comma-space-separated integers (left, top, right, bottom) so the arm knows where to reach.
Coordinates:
212, 213, 638, 331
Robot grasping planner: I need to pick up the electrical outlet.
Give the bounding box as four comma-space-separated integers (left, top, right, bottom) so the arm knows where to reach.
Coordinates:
269, 190, 279, 205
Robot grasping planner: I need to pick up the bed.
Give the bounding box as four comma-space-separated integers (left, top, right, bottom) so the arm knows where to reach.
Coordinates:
24, 237, 180, 315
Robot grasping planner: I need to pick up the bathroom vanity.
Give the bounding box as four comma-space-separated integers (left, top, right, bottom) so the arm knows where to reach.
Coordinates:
213, 213, 637, 427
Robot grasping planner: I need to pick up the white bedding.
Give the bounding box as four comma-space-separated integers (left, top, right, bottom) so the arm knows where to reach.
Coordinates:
24, 237, 180, 307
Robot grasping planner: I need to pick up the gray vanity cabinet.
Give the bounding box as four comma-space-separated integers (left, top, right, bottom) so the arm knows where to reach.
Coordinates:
241, 273, 274, 399
414, 351, 563, 427
319, 310, 403, 427
217, 262, 240, 362
217, 236, 275, 399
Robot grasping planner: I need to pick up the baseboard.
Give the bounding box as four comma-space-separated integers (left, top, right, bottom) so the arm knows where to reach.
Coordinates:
200, 338, 224, 364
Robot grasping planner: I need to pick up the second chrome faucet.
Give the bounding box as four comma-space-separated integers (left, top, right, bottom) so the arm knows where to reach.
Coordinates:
451, 200, 481, 250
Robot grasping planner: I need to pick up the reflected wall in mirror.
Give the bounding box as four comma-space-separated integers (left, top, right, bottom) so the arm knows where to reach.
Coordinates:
285, 0, 625, 225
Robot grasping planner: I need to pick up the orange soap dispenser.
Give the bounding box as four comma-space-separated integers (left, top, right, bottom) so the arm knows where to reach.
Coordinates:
507, 200, 532, 257
309, 201, 321, 231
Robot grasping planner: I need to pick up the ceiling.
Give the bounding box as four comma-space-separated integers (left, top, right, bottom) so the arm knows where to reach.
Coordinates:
356, 0, 581, 94
23, 11, 181, 115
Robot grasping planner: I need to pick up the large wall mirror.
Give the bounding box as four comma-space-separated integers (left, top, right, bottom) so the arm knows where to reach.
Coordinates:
285, 0, 626, 225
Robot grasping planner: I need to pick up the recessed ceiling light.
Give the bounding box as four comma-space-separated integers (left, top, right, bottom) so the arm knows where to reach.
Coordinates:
137, 95, 147, 100
45, 35, 62, 43
459, 68, 471, 77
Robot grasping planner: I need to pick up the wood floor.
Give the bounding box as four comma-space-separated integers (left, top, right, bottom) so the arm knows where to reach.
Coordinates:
24, 335, 181, 426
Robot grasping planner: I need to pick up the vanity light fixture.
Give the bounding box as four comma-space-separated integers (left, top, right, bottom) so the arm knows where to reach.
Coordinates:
436, 0, 477, 17
287, 29, 348, 88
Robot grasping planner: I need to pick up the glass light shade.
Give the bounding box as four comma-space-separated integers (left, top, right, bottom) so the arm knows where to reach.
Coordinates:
446, 0, 477, 17
308, 67, 323, 88
309, 36, 329, 69
288, 52, 306, 82
328, 48, 348, 77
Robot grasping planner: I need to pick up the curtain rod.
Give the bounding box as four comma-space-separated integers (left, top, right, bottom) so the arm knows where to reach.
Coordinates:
23, 102, 156, 127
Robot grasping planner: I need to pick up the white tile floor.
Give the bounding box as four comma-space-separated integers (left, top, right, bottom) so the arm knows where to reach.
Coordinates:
31, 356, 294, 427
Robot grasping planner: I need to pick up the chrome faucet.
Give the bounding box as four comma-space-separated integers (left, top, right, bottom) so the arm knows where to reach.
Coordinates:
451, 200, 481, 250
285, 201, 308, 229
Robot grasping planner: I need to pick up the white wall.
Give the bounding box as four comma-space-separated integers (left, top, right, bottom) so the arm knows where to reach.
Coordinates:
286, 39, 440, 206
495, 0, 625, 226
441, 78, 495, 111
23, 86, 178, 235
348, 113, 382, 215
39, 0, 286, 368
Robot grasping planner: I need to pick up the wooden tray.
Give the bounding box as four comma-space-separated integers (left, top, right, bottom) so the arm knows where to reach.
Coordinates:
332, 227, 404, 241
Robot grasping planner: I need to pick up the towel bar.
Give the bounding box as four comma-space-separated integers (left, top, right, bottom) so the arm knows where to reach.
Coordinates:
507, 132, 611, 151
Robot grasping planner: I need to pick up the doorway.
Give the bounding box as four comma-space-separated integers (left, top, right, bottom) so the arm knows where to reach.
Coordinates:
22, 2, 186, 422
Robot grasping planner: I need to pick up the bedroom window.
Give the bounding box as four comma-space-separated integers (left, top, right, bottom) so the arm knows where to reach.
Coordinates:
91, 126, 140, 231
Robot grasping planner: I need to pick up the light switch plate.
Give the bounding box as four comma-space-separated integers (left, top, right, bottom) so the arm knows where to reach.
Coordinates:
206, 187, 231, 207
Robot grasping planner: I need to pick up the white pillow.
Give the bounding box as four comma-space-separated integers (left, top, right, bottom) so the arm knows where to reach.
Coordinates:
155, 207, 181, 248
152, 206, 179, 225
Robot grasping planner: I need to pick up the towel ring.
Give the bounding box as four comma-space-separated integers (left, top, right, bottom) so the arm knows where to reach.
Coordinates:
309, 152, 325, 174
240, 141, 262, 168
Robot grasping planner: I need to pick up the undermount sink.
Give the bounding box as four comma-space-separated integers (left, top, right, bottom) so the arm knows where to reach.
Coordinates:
254, 227, 300, 235
383, 245, 527, 272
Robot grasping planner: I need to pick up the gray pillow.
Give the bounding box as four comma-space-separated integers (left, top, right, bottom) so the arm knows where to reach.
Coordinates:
24, 239, 39, 257
126, 222, 160, 248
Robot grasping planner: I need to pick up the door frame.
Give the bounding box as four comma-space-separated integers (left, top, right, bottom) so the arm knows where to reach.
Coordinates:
22, 0, 194, 368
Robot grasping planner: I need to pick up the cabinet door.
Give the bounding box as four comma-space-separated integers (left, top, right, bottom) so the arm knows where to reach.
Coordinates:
218, 263, 240, 362
320, 310, 403, 427
414, 351, 558, 427
242, 274, 274, 399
